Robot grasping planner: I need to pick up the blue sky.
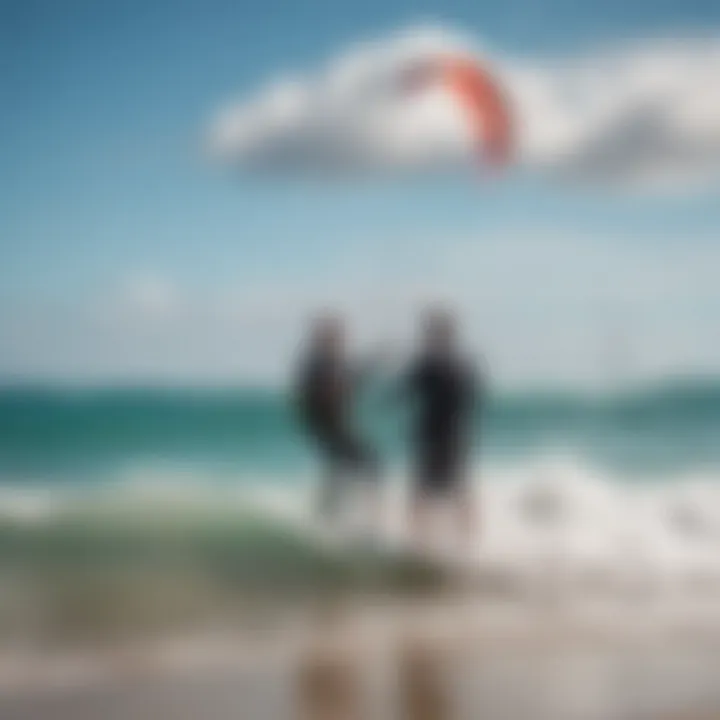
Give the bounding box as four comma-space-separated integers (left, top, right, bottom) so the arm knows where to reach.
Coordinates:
1, 0, 720, 386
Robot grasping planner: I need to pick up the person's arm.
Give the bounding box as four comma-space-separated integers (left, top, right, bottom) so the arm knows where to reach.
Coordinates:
352, 343, 399, 389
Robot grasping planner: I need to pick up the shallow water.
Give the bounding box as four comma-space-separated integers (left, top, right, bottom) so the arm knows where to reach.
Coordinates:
3, 381, 720, 660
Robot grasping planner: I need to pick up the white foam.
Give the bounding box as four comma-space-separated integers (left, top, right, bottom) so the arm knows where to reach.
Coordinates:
242, 456, 720, 604
2, 457, 720, 604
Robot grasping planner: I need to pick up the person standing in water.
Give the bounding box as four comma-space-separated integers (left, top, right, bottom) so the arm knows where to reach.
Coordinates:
403, 308, 482, 549
294, 314, 380, 526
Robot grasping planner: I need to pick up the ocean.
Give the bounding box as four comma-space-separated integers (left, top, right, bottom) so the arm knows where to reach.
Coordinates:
2, 378, 720, 484
1, 379, 720, 647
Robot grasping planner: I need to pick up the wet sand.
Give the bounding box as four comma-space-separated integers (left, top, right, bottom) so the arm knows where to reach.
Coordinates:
3, 641, 720, 720
3, 600, 720, 720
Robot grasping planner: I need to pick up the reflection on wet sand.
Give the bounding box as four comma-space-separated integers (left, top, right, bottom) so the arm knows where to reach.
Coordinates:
398, 635, 452, 720
297, 632, 362, 720
5, 606, 720, 719
294, 610, 720, 720
297, 616, 454, 720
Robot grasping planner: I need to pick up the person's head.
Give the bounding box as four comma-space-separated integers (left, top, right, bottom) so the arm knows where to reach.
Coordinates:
309, 313, 345, 359
420, 307, 457, 356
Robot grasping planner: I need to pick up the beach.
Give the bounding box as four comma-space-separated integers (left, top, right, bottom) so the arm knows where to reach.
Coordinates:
3, 597, 720, 719
3, 385, 720, 717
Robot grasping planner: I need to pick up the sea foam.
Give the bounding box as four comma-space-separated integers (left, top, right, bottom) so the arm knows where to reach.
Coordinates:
2, 455, 720, 607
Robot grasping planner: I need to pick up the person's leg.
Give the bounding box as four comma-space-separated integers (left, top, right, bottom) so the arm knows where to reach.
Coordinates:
347, 438, 382, 538
452, 481, 477, 549
452, 445, 477, 548
315, 432, 348, 525
363, 446, 383, 532
317, 456, 343, 523
409, 489, 434, 550
425, 438, 475, 550
318, 431, 379, 534
410, 437, 441, 549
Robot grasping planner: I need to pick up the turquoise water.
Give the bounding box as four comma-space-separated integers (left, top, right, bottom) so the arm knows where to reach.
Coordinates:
1, 378, 719, 484
2, 378, 720, 644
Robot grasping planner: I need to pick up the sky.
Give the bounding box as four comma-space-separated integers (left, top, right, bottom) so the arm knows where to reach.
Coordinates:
1, 0, 720, 388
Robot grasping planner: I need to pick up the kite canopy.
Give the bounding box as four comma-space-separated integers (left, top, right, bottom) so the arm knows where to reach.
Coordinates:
401, 55, 513, 167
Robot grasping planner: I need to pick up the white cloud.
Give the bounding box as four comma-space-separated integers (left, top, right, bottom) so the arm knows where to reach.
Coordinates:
207, 26, 720, 190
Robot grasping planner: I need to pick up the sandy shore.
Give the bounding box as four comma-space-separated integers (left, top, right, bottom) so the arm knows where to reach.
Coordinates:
3, 599, 720, 719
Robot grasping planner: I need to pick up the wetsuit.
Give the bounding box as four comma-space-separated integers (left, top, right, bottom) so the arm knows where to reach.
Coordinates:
295, 352, 377, 516
405, 353, 479, 495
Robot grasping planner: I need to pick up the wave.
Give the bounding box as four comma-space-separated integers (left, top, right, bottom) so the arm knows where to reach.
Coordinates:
2, 454, 720, 648
3, 376, 720, 644
2, 456, 720, 592
2, 377, 720, 479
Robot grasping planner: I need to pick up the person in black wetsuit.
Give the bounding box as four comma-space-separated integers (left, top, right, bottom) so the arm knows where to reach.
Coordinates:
403, 308, 482, 547
294, 314, 379, 523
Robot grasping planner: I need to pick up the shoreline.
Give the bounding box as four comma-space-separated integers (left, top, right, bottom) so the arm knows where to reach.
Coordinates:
4, 595, 720, 695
